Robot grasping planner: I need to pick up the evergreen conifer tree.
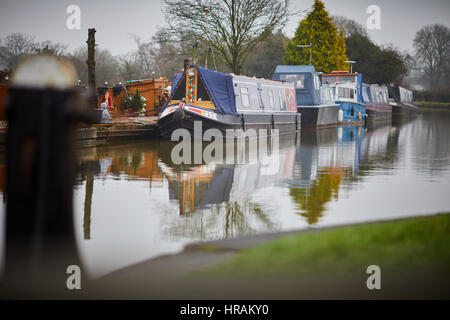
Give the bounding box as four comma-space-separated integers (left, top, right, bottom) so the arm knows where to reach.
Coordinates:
283, 0, 348, 73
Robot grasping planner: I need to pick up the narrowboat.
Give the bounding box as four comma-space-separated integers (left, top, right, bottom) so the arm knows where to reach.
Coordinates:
321, 71, 366, 124
158, 63, 300, 139
362, 84, 392, 121
387, 85, 418, 115
272, 65, 339, 126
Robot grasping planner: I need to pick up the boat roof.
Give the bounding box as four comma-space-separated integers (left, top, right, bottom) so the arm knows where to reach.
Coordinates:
322, 72, 357, 77
232, 75, 293, 88
274, 65, 316, 74
170, 66, 237, 114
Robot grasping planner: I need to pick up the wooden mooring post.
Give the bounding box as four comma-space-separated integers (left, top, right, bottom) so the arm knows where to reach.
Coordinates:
87, 28, 96, 95
86, 28, 99, 111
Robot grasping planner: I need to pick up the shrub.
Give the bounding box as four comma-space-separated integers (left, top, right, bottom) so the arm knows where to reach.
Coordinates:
120, 89, 146, 112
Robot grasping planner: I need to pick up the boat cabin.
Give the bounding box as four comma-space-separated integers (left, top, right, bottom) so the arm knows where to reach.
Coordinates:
334, 82, 359, 103
232, 75, 297, 112
386, 85, 418, 114
363, 84, 389, 105
319, 84, 336, 105
272, 65, 322, 106
321, 71, 363, 103
166, 65, 297, 114
388, 85, 414, 105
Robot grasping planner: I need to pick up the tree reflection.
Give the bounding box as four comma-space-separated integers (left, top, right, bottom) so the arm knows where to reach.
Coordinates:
290, 168, 343, 224
167, 201, 277, 240
83, 174, 93, 240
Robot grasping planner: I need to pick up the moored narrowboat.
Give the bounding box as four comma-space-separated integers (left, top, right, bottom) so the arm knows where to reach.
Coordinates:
387, 85, 418, 115
321, 71, 366, 124
158, 63, 300, 139
272, 65, 339, 126
362, 83, 392, 121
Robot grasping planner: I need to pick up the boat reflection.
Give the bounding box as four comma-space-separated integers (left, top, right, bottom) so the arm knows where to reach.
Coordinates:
289, 125, 364, 224
157, 134, 299, 238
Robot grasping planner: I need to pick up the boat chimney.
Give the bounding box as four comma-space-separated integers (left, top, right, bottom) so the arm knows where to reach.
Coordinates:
184, 58, 192, 71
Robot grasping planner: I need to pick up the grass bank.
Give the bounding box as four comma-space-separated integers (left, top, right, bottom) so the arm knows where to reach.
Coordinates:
415, 101, 450, 109
202, 214, 450, 277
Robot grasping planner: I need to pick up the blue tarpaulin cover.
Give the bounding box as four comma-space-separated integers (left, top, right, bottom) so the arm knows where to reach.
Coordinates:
169, 66, 237, 114
171, 73, 183, 96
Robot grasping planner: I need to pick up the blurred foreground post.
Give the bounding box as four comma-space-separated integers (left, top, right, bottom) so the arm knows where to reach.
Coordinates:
2, 55, 94, 293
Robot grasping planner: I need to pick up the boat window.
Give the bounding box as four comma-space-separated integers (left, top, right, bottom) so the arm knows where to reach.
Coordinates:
172, 75, 186, 100
278, 90, 286, 110
350, 89, 354, 99
314, 75, 320, 90
327, 88, 334, 102
240, 87, 250, 108
268, 90, 275, 109
344, 88, 350, 98
322, 75, 356, 84
362, 87, 370, 103
280, 74, 305, 89
196, 76, 211, 101
338, 87, 344, 98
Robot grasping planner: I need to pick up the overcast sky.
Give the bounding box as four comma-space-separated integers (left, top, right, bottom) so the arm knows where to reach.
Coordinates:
0, 0, 449, 56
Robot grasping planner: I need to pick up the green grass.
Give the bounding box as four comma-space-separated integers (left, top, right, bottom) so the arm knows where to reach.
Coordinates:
202, 214, 450, 277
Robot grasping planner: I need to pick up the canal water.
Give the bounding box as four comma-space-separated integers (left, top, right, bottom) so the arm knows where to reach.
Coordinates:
1, 111, 450, 278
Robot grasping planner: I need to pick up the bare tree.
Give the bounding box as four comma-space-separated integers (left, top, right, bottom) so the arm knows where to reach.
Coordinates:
34, 40, 68, 56
162, 0, 290, 74
0, 33, 68, 70
414, 24, 450, 90
118, 53, 142, 81
132, 35, 158, 78
333, 16, 368, 38
68, 47, 120, 86
0, 33, 37, 69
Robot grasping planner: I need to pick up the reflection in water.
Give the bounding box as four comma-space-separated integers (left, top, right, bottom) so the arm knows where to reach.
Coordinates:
288, 125, 364, 223
0, 112, 444, 278
290, 168, 343, 224
83, 175, 93, 240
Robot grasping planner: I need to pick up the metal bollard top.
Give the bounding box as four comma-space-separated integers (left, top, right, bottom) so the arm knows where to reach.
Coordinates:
10, 55, 78, 90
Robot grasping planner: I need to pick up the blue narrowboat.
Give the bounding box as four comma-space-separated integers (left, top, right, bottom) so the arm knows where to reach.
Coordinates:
158, 62, 300, 139
321, 71, 366, 124
273, 65, 339, 126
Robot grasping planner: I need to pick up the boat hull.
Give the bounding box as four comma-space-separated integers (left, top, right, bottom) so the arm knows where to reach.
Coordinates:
391, 102, 419, 116
365, 104, 392, 122
298, 104, 339, 127
158, 106, 301, 139
337, 101, 366, 124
